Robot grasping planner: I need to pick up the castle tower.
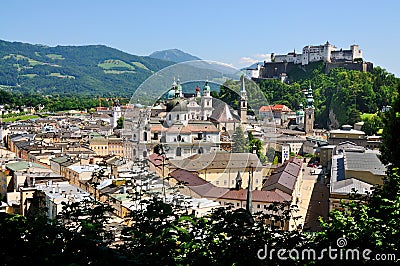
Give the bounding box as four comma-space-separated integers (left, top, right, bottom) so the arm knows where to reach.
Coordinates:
201, 80, 213, 120
304, 84, 315, 134
238, 75, 247, 123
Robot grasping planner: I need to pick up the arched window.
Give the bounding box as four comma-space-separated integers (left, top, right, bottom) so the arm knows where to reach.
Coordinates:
198, 147, 204, 154
177, 135, 181, 141
144, 132, 148, 141
176, 147, 182, 156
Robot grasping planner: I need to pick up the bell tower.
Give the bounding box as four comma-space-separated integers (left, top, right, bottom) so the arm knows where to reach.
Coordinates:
238, 75, 247, 123
201, 80, 213, 120
304, 84, 315, 134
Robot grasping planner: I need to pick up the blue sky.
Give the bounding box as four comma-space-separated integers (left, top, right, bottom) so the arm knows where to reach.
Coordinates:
1, 0, 400, 76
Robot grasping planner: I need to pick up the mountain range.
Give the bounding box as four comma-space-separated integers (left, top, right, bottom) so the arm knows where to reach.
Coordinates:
149, 49, 201, 63
0, 40, 201, 97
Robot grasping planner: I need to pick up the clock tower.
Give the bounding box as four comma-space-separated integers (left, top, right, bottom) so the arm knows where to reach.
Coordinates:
238, 75, 247, 123
304, 84, 315, 134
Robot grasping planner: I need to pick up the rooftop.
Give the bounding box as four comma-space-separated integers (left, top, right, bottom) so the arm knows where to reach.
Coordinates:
345, 152, 386, 176
169, 152, 262, 172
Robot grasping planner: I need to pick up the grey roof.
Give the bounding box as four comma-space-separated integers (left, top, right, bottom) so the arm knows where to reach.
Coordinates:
169, 152, 262, 172
263, 158, 302, 192
337, 141, 365, 153
330, 178, 373, 195
345, 152, 386, 176
210, 100, 239, 123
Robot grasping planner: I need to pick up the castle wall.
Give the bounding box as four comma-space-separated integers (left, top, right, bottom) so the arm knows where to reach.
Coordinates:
325, 62, 373, 74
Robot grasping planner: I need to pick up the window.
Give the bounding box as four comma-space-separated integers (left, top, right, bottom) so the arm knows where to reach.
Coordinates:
216, 181, 220, 185
153, 132, 158, 140
177, 135, 182, 141
177, 114, 180, 120
168, 114, 171, 120
224, 180, 227, 185
176, 147, 182, 156
198, 147, 204, 154
144, 132, 148, 141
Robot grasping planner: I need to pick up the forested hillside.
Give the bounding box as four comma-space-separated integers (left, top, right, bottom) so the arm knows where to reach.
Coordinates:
217, 62, 399, 130
0, 40, 172, 96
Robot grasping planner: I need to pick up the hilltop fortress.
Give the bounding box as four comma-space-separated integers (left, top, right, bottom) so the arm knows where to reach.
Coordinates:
247, 42, 373, 81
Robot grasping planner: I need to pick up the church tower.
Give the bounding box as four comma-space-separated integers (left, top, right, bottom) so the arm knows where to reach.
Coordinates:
201, 80, 213, 120
176, 78, 183, 98
304, 84, 315, 134
238, 75, 247, 123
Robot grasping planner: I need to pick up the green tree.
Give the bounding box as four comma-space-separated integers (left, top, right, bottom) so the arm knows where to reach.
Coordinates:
380, 84, 400, 168
247, 132, 265, 163
361, 113, 384, 136
232, 126, 248, 153
317, 84, 400, 258
266, 147, 276, 162
116, 116, 124, 129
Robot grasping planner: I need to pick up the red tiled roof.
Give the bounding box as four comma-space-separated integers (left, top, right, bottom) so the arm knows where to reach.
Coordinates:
148, 153, 164, 167
259, 104, 292, 112
150, 124, 166, 133
259, 106, 273, 112
166, 125, 192, 134
170, 169, 208, 186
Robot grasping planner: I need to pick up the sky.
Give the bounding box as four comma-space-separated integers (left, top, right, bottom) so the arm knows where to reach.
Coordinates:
1, 0, 400, 76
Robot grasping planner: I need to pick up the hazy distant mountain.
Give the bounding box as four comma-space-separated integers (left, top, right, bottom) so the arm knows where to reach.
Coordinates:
0, 39, 172, 96
149, 49, 201, 63
241, 62, 262, 71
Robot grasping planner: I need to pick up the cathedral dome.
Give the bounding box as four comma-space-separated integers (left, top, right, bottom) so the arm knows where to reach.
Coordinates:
166, 98, 188, 112
167, 89, 176, 99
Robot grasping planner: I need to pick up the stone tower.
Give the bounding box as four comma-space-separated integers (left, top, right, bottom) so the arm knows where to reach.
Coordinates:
304, 84, 315, 134
238, 75, 247, 123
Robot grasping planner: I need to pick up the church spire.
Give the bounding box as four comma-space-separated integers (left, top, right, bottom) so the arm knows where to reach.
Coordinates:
238, 75, 248, 123
241, 75, 246, 93
306, 82, 314, 108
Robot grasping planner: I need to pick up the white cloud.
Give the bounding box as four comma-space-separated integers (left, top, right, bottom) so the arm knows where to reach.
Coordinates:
254, 53, 271, 61
239, 57, 259, 65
